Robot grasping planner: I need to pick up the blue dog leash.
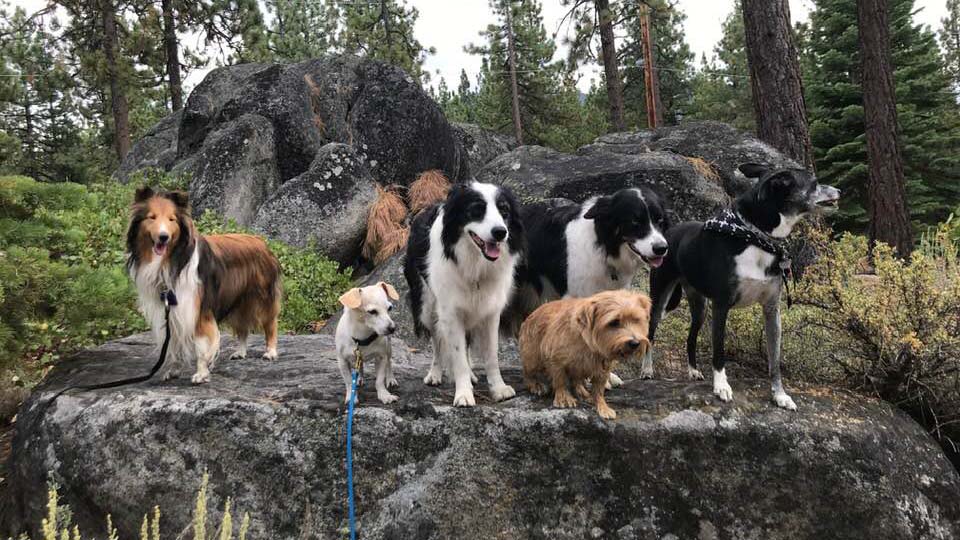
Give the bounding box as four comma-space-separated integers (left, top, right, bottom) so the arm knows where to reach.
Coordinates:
346, 345, 365, 540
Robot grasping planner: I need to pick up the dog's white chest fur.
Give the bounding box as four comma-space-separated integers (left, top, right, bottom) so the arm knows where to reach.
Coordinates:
564, 217, 639, 297
733, 246, 780, 307
131, 249, 201, 367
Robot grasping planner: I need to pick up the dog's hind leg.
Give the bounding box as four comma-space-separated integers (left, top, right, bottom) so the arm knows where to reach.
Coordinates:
764, 299, 796, 410
641, 277, 681, 379
472, 316, 515, 402
711, 302, 733, 402
262, 316, 279, 361
685, 288, 707, 381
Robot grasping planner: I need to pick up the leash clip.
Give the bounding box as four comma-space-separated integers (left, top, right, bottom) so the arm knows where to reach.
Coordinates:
353, 346, 364, 387
160, 289, 178, 307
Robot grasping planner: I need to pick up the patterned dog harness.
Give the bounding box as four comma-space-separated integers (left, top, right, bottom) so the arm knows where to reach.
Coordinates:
703, 209, 794, 307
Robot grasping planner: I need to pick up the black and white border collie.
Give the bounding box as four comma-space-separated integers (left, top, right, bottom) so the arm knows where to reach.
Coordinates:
126, 187, 282, 384
644, 164, 840, 410
404, 181, 524, 407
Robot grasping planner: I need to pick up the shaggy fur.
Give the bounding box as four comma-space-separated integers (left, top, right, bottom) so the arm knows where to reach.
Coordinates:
335, 282, 400, 404
126, 187, 282, 384
408, 169, 450, 215
520, 290, 651, 419
363, 185, 409, 264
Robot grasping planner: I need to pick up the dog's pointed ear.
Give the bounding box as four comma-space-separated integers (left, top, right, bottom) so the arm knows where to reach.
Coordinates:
739, 163, 769, 179
378, 281, 400, 301
339, 288, 363, 310
164, 190, 190, 210
134, 186, 155, 203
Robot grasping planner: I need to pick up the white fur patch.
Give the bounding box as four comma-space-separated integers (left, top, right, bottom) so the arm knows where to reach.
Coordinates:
771, 213, 802, 238
732, 246, 780, 308
713, 368, 733, 402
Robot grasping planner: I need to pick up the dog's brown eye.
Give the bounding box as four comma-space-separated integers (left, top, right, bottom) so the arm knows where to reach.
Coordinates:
608, 319, 620, 328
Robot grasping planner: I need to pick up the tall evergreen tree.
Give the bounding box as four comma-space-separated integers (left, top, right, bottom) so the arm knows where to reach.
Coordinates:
686, 1, 754, 131
339, 0, 434, 83
806, 0, 960, 231
940, 0, 960, 93
265, 0, 338, 61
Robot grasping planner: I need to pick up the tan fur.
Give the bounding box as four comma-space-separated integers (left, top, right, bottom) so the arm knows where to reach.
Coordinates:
520, 290, 652, 419
408, 169, 450, 215
363, 185, 409, 264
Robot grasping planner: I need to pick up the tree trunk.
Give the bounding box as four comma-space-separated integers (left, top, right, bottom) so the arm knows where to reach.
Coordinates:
595, 0, 625, 131
101, 0, 131, 161
741, 0, 814, 169
647, 18, 664, 126
857, 0, 914, 255
162, 0, 183, 111
504, 1, 523, 145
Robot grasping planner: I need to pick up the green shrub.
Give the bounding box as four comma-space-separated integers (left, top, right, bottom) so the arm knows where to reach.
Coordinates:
0, 175, 350, 389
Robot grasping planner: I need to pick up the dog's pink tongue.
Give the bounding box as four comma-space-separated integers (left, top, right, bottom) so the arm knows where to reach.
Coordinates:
484, 241, 501, 260
647, 256, 664, 268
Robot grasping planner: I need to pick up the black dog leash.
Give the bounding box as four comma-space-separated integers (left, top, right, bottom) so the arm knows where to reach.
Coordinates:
704, 210, 795, 307
40, 289, 179, 407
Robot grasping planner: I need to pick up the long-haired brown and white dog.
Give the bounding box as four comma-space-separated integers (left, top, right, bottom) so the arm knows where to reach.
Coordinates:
126, 187, 282, 384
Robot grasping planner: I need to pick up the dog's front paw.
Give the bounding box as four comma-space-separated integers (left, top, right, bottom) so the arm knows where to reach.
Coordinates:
453, 389, 476, 407
262, 350, 278, 361
526, 381, 547, 395
639, 361, 654, 380
597, 404, 617, 420
191, 371, 210, 385
553, 392, 577, 408
714, 381, 734, 402
423, 368, 443, 386
378, 392, 399, 404
489, 383, 516, 402
774, 392, 797, 410
229, 351, 247, 360
160, 369, 179, 381
387, 377, 399, 389
688, 367, 705, 381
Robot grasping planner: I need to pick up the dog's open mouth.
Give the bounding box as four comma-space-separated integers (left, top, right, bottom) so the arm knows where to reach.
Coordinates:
153, 240, 169, 257
628, 243, 665, 268
816, 198, 840, 209
469, 231, 501, 261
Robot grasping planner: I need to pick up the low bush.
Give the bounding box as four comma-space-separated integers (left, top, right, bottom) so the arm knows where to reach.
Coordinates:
0, 175, 351, 390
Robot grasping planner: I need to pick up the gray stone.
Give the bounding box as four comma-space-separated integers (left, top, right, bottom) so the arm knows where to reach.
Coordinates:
175, 113, 280, 226
476, 145, 729, 223
115, 109, 182, 183
6, 334, 960, 540
252, 143, 376, 266
452, 123, 518, 176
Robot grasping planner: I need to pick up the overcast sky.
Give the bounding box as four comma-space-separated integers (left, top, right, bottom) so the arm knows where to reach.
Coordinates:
9, 0, 953, 93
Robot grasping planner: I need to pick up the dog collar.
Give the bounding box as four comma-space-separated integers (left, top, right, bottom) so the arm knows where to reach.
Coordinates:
353, 333, 379, 347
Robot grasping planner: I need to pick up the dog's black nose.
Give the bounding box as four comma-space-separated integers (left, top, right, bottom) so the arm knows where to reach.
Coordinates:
652, 243, 668, 256
158, 232, 170, 243
387, 324, 396, 334
491, 226, 507, 241
627, 339, 641, 350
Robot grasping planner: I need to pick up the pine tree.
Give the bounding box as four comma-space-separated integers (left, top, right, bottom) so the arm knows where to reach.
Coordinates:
265, 0, 338, 61
686, 1, 754, 131
806, 0, 960, 231
620, 0, 694, 127
940, 0, 960, 93
338, 0, 434, 83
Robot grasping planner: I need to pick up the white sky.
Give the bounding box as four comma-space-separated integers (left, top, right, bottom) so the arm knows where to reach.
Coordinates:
9, 0, 952, 93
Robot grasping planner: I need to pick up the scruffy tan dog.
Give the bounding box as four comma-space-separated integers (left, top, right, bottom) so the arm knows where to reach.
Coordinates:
520, 290, 651, 419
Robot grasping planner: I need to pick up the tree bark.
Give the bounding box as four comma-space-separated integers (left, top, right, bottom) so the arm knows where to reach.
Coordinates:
161, 0, 183, 111
857, 0, 914, 255
595, 0, 625, 131
741, 0, 814, 169
504, 1, 523, 145
101, 0, 131, 161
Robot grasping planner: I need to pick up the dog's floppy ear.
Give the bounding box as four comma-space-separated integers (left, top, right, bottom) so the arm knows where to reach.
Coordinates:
134, 186, 155, 203
583, 196, 610, 220
339, 288, 363, 309
739, 163, 769, 179
378, 281, 400, 301
575, 302, 597, 331
636, 336, 651, 358
635, 293, 652, 314
164, 190, 190, 210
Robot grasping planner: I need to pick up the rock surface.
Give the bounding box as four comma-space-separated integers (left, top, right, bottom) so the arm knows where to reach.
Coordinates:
115, 110, 182, 183
252, 143, 377, 266
477, 145, 730, 222
452, 122, 518, 176
6, 334, 960, 540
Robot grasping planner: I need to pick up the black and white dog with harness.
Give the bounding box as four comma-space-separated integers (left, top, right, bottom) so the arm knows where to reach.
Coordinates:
404, 181, 525, 407
506, 188, 670, 386
643, 163, 840, 410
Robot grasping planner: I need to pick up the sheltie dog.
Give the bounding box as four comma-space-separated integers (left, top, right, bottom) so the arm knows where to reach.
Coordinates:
126, 187, 282, 384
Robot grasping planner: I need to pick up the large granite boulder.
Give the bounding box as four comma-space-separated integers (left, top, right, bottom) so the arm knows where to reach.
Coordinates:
115, 109, 182, 183
252, 143, 377, 266
452, 123, 518, 176
174, 113, 281, 226
6, 334, 960, 540
477, 145, 729, 223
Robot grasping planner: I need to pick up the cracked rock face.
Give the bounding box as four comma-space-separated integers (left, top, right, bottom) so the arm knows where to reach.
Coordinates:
6, 334, 960, 540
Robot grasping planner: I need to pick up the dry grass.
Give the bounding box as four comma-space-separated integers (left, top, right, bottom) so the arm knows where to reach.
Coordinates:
683, 156, 721, 184
408, 169, 450, 215
363, 184, 409, 264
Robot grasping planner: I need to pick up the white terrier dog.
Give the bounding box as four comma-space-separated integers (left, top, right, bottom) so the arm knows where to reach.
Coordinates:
335, 282, 401, 404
